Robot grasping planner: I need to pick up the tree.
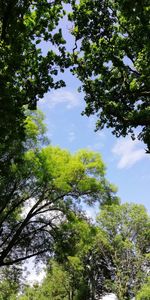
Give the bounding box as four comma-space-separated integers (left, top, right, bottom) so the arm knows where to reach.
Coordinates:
96, 203, 150, 300
69, 0, 150, 151
0, 0, 70, 171
0, 111, 118, 267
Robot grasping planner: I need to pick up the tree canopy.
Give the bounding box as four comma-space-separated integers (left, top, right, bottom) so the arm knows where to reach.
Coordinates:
0, 110, 118, 267
69, 0, 150, 151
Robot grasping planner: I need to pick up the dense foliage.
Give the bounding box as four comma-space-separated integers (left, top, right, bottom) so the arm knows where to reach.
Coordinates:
69, 0, 150, 151
0, 111, 118, 267
0, 0, 70, 173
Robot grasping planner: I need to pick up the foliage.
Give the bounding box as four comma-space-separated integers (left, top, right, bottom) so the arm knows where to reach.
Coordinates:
0, 0, 70, 172
0, 109, 48, 222
24, 109, 49, 150
69, 0, 150, 151
96, 203, 150, 300
55, 203, 150, 299
0, 112, 117, 267
18, 284, 40, 300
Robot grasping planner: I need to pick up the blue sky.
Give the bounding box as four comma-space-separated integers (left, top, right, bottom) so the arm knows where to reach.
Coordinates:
38, 68, 150, 214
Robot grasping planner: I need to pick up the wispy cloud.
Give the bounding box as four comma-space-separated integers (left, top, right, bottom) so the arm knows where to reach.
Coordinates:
45, 89, 81, 109
112, 139, 146, 169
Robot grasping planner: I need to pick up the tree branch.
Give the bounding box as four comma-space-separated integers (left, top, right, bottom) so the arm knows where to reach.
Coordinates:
1, 249, 48, 267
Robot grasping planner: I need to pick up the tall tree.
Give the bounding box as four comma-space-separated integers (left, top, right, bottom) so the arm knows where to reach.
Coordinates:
0, 112, 118, 267
69, 0, 150, 151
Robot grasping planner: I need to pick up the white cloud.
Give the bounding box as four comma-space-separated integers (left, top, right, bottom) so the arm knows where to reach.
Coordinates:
46, 89, 81, 109
112, 139, 146, 169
